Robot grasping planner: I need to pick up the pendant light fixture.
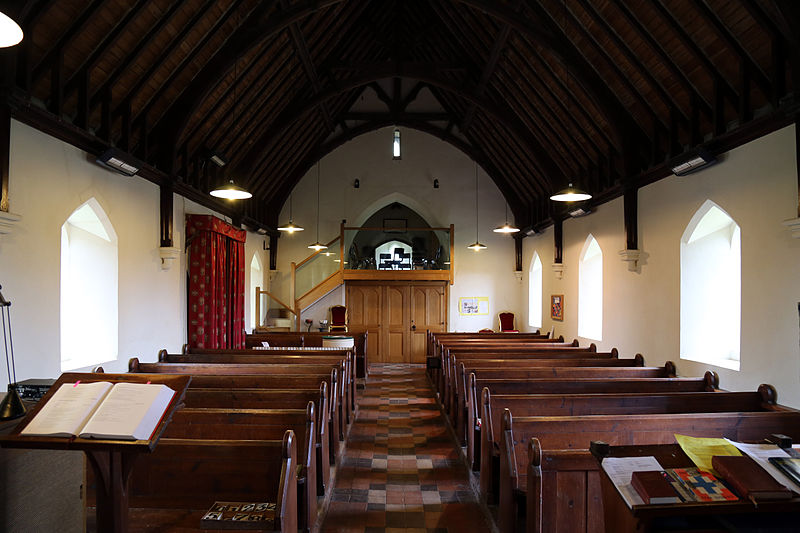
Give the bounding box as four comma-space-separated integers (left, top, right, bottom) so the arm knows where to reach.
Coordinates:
277, 194, 304, 233
210, 25, 251, 201
0, 12, 22, 48
493, 201, 520, 233
549, 183, 591, 202
467, 162, 487, 251
308, 161, 328, 251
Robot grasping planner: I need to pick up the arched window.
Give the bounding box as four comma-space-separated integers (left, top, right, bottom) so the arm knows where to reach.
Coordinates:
60, 199, 118, 371
528, 252, 543, 328
680, 201, 741, 370
249, 254, 263, 330
578, 235, 603, 340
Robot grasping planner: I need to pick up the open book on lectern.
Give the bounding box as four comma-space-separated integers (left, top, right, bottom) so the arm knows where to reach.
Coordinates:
20, 381, 176, 441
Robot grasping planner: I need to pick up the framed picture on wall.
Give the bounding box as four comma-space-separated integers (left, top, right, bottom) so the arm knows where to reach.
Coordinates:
551, 294, 564, 321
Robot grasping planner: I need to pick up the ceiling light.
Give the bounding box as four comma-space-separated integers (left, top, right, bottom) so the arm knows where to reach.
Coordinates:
670, 148, 716, 176
550, 183, 592, 202
307, 161, 327, 250
209, 152, 227, 167
278, 194, 304, 233
210, 30, 250, 201
568, 207, 592, 218
0, 12, 23, 48
493, 202, 519, 233
96, 147, 140, 176
210, 180, 252, 200
467, 161, 487, 251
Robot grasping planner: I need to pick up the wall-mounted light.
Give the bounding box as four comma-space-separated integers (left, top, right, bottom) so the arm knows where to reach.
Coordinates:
392, 128, 401, 160
670, 148, 716, 176
96, 147, 140, 176
433, 179, 439, 189
353, 178, 360, 189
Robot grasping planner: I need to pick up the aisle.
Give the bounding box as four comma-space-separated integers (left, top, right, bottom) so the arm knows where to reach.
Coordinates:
322, 364, 492, 533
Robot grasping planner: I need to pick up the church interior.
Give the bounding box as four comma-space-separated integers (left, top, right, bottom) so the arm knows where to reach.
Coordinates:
0, 1, 799, 532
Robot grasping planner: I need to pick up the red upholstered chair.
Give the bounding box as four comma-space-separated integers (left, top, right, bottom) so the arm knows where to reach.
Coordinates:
329, 305, 348, 332
498, 312, 518, 333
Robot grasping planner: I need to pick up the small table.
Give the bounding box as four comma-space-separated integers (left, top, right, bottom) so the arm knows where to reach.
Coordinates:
590, 441, 800, 532
0, 372, 191, 533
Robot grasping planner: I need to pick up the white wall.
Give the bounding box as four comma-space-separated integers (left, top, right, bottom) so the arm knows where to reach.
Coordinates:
273, 126, 525, 332
0, 120, 269, 388
521, 125, 800, 407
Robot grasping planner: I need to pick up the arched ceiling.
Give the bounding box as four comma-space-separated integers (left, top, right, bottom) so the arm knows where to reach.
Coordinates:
3, 0, 799, 233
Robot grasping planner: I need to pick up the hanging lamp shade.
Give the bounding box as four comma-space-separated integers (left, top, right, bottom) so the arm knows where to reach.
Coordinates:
307, 161, 327, 250
278, 195, 304, 233
550, 183, 591, 202
210, 179, 252, 199
493, 202, 520, 233
467, 161, 487, 251
0, 12, 23, 48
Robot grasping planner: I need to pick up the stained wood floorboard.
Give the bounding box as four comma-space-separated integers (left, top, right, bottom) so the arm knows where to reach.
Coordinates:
322, 364, 492, 533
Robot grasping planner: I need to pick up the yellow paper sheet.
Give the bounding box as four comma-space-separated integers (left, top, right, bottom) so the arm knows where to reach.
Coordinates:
674, 434, 742, 472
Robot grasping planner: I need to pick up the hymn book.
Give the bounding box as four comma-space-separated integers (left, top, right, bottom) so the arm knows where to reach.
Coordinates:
20, 381, 176, 440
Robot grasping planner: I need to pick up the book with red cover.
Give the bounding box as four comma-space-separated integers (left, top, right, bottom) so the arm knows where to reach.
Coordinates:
631, 470, 682, 504
712, 455, 793, 501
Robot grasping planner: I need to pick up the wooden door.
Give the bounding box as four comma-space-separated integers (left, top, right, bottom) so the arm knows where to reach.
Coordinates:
410, 283, 447, 363
345, 284, 382, 365
383, 284, 410, 362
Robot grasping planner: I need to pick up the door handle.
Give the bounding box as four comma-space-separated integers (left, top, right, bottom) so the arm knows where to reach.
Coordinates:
411, 324, 416, 331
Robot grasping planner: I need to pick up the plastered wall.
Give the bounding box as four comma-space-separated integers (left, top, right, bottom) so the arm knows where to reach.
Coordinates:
521, 125, 800, 407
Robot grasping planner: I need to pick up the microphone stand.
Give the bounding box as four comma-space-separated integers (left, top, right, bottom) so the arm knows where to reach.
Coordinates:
0, 285, 25, 420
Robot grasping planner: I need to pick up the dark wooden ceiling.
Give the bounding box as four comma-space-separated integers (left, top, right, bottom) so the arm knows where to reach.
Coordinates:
2, 0, 798, 234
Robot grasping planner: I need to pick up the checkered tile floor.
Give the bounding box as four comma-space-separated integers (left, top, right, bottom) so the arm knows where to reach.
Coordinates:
322, 364, 491, 533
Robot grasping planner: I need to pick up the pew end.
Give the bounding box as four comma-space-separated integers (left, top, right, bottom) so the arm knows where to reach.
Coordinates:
181, 343, 189, 354
704, 370, 720, 390
527, 438, 543, 533
758, 383, 777, 405
128, 357, 140, 372
634, 353, 644, 366
664, 361, 677, 376
157, 349, 168, 362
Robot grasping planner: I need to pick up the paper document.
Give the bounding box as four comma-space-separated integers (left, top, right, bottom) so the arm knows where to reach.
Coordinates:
674, 434, 741, 472
601, 456, 664, 508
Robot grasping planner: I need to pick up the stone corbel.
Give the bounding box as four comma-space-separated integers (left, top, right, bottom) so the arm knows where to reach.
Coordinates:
514, 270, 523, 282
551, 262, 564, 280
159, 246, 181, 270
618, 249, 642, 272
0, 211, 21, 236
783, 218, 800, 238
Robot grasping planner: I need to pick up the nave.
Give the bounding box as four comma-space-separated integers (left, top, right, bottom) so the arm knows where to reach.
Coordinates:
322, 365, 491, 533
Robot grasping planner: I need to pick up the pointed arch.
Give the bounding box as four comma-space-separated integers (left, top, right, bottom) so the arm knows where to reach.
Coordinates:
351, 192, 443, 228
680, 200, 741, 369
60, 198, 118, 371
578, 234, 603, 340
528, 251, 543, 328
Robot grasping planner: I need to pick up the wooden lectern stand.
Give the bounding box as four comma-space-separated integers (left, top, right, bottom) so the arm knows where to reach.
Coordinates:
0, 372, 191, 533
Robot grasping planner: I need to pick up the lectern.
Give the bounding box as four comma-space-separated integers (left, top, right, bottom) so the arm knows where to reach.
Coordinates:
0, 372, 191, 533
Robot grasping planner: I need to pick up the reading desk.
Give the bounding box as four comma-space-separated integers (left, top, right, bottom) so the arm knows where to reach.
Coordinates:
0, 372, 191, 533
590, 441, 800, 532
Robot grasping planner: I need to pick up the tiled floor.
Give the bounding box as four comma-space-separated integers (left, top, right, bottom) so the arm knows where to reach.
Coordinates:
322, 364, 492, 533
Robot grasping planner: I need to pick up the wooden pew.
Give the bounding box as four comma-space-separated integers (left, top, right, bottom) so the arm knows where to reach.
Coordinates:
163, 405, 317, 532
182, 384, 332, 494
459, 361, 677, 468
427, 330, 548, 357
88, 431, 298, 533
499, 388, 800, 533
126, 362, 344, 459
129, 358, 352, 437
245, 330, 369, 378
477, 372, 719, 506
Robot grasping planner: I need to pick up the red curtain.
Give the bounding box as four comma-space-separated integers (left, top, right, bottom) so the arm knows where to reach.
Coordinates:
186, 215, 246, 349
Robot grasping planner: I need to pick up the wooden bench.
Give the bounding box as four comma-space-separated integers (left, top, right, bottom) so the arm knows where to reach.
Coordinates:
500, 390, 800, 533
163, 405, 317, 532
476, 372, 719, 506
458, 362, 676, 467
88, 431, 298, 533
182, 384, 332, 493
245, 331, 369, 378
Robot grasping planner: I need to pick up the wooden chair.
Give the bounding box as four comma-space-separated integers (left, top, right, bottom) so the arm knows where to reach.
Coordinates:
498, 312, 519, 333
329, 305, 348, 332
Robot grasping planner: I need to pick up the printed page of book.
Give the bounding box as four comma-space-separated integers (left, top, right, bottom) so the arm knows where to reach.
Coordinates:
20, 381, 114, 437
79, 383, 176, 440
726, 440, 797, 491
601, 456, 664, 508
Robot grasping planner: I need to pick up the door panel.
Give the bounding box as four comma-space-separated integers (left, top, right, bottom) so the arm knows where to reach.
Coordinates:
410, 283, 447, 363
384, 285, 409, 363
346, 284, 382, 363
